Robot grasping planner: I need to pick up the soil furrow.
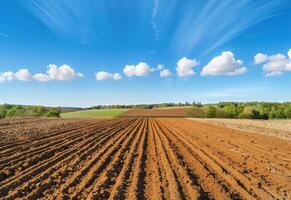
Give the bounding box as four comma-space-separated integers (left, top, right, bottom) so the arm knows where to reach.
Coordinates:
151, 119, 184, 200
163, 119, 288, 199
5, 119, 135, 199
106, 118, 146, 200
152, 119, 202, 200
55, 118, 143, 199
83, 118, 146, 199
0, 119, 124, 168
0, 120, 126, 184
159, 119, 274, 200
0, 119, 132, 197
0, 117, 289, 199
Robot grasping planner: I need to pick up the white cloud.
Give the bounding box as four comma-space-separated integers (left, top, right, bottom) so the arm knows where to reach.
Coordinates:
33, 64, 83, 82
254, 53, 268, 64
112, 73, 122, 80
0, 69, 32, 83
160, 69, 172, 78
123, 62, 154, 77
1, 65, 83, 83
95, 71, 122, 81
33, 73, 51, 82
156, 64, 164, 70
254, 50, 291, 77
201, 51, 247, 76
265, 71, 283, 77
151, 0, 160, 40
0, 71, 14, 82
14, 69, 32, 81
95, 71, 112, 81
176, 57, 199, 77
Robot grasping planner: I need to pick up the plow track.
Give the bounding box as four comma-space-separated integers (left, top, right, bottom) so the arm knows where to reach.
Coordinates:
0, 118, 290, 199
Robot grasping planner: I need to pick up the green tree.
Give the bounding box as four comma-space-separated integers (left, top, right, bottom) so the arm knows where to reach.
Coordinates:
270, 107, 285, 118
206, 106, 216, 118
0, 106, 7, 118
45, 108, 61, 117
284, 106, 291, 118
223, 104, 237, 118
238, 107, 254, 119
6, 106, 20, 117
31, 106, 47, 117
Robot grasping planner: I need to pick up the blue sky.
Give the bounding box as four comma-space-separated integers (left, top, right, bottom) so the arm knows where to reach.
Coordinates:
0, 0, 291, 107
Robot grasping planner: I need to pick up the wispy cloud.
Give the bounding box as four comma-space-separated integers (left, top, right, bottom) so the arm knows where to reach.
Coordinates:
151, 0, 160, 41
19, 0, 290, 53
172, 0, 290, 55
22, 0, 102, 44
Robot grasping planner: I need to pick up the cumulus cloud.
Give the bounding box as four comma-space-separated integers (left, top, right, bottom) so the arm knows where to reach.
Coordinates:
254, 50, 291, 77
160, 69, 172, 78
0, 65, 83, 83
95, 71, 122, 81
15, 69, 32, 81
0, 69, 32, 83
123, 62, 155, 77
0, 71, 14, 83
176, 57, 199, 77
33, 64, 83, 82
201, 51, 247, 76
254, 53, 268, 64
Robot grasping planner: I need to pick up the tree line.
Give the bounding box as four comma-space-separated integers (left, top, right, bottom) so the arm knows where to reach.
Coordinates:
0, 104, 61, 119
89, 102, 203, 110
1, 102, 290, 120
205, 102, 291, 119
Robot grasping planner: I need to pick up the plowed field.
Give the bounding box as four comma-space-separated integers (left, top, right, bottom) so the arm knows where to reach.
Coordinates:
121, 108, 205, 117
0, 118, 290, 199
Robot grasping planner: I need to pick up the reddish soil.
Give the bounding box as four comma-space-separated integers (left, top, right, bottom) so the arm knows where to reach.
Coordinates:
0, 118, 290, 199
121, 108, 204, 117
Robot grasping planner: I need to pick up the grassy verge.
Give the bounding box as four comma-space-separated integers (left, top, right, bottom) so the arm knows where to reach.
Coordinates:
60, 109, 129, 118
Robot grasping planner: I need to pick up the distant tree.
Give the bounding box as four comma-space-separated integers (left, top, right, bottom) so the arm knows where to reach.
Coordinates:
270, 107, 285, 118
284, 106, 291, 118
192, 102, 202, 107
206, 106, 216, 118
223, 104, 237, 118
251, 110, 261, 119
45, 108, 61, 118
238, 107, 254, 119
31, 106, 47, 117
6, 106, 23, 117
0, 106, 7, 118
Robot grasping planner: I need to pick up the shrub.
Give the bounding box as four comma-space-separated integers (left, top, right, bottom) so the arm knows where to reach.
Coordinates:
45, 108, 61, 118
6, 106, 26, 117
31, 106, 47, 117
284, 106, 291, 118
223, 104, 237, 118
270, 108, 286, 119
238, 107, 254, 119
0, 107, 7, 118
206, 106, 216, 118
251, 110, 261, 119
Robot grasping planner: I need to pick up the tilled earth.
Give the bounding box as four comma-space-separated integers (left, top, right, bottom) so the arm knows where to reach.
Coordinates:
0, 118, 290, 199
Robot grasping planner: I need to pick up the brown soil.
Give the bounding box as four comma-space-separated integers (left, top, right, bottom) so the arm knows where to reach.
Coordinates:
0, 118, 290, 199
121, 108, 204, 117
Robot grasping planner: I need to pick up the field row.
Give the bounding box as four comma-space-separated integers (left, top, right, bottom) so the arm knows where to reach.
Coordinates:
0, 118, 290, 199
